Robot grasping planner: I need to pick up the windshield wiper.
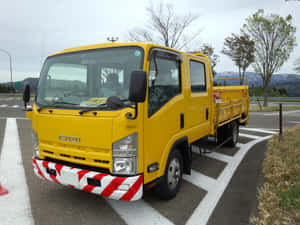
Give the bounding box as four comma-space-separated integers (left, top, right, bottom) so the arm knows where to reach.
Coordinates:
37, 105, 49, 112
37, 101, 78, 112
51, 101, 78, 105
79, 105, 107, 115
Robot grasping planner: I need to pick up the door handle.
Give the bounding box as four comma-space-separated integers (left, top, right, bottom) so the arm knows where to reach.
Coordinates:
180, 113, 184, 129
206, 108, 209, 120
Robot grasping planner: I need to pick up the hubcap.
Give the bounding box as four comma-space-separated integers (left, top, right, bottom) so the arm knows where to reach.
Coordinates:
167, 158, 180, 190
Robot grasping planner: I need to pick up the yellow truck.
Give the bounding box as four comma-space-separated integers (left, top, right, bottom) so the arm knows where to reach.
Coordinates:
24, 42, 249, 201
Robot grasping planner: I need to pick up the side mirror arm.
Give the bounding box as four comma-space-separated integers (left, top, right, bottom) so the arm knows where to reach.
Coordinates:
125, 103, 138, 120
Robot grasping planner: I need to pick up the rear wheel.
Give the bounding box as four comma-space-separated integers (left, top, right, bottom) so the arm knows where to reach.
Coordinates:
154, 149, 183, 200
226, 120, 239, 147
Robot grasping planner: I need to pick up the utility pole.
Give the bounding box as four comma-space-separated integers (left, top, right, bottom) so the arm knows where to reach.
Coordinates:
0, 49, 13, 92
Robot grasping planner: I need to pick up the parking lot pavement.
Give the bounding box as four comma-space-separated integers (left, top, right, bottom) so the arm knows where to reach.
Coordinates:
0, 115, 276, 225
0, 96, 33, 118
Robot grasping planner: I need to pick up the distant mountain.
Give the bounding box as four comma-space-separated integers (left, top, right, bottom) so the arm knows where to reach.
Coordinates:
215, 72, 300, 97
0, 77, 39, 92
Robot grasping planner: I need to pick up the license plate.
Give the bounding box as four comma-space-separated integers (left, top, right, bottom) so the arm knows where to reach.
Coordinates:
61, 170, 78, 186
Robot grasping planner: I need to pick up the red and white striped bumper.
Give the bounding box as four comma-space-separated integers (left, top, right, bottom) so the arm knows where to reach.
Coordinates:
32, 158, 143, 201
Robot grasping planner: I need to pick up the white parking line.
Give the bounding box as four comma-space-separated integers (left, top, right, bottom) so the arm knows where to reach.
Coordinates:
236, 143, 244, 148
12, 105, 20, 108
0, 117, 28, 120
183, 169, 217, 191
240, 127, 277, 134
191, 145, 233, 163
106, 199, 174, 225
0, 118, 34, 225
205, 151, 232, 163
263, 110, 300, 116
0, 104, 8, 108
289, 121, 300, 124
186, 134, 272, 225
239, 133, 261, 139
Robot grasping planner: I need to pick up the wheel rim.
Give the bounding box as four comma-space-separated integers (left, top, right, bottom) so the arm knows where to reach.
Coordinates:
167, 158, 180, 191
232, 123, 238, 144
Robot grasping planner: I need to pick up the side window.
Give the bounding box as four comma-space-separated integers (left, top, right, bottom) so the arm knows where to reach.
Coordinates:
148, 56, 181, 117
190, 60, 206, 92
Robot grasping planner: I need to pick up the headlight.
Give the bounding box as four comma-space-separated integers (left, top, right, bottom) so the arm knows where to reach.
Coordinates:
32, 130, 40, 158
112, 133, 137, 175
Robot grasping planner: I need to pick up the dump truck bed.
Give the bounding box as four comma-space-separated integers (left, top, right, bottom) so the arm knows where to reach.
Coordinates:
213, 85, 249, 128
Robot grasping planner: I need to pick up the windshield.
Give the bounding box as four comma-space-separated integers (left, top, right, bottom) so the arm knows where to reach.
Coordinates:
36, 46, 144, 109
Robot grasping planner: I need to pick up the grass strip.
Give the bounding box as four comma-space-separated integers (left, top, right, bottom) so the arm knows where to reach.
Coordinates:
251, 125, 300, 225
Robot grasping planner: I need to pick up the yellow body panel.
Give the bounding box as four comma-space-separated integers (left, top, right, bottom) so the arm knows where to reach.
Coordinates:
28, 42, 249, 186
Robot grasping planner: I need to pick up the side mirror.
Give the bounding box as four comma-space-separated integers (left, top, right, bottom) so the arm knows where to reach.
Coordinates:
23, 84, 31, 110
128, 70, 147, 103
126, 70, 147, 120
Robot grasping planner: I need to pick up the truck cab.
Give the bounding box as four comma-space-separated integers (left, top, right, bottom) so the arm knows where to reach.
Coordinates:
26, 42, 249, 201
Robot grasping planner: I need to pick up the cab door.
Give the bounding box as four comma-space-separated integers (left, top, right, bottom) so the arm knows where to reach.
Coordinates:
185, 57, 211, 143
143, 49, 185, 184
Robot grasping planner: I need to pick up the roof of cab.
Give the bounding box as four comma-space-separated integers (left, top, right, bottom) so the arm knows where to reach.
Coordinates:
49, 42, 183, 57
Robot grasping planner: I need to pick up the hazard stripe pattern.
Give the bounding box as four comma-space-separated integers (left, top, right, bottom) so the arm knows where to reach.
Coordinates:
32, 158, 143, 201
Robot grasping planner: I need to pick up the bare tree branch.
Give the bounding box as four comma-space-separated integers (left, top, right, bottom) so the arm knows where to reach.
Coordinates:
127, 3, 201, 50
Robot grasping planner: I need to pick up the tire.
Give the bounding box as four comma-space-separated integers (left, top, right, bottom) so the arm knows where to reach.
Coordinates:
154, 149, 183, 200
226, 120, 239, 147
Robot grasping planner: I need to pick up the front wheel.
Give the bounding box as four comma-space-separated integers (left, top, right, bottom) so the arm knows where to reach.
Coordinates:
154, 149, 183, 200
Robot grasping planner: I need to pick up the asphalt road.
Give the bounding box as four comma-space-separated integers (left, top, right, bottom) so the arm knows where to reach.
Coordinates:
0, 96, 299, 225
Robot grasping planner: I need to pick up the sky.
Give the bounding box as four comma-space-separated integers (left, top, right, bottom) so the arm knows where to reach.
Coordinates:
0, 0, 299, 82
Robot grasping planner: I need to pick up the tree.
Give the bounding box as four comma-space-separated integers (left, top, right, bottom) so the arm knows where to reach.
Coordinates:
222, 33, 255, 84
200, 44, 219, 76
128, 3, 201, 50
242, 9, 297, 106
294, 58, 300, 73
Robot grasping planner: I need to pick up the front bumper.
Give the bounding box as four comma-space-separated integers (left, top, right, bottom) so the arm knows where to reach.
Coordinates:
32, 158, 143, 201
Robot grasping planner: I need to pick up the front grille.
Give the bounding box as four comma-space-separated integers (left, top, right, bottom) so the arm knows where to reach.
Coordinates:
42, 150, 109, 164
94, 159, 109, 164
45, 157, 110, 174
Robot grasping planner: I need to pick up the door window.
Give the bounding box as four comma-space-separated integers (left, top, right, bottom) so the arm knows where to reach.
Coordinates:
190, 60, 206, 92
148, 56, 181, 117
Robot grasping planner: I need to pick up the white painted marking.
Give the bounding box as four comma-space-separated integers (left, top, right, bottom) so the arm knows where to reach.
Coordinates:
186, 135, 272, 225
183, 169, 217, 191
0, 117, 28, 120
0, 104, 8, 108
240, 127, 277, 134
205, 151, 232, 163
236, 143, 244, 148
239, 133, 261, 139
191, 145, 232, 163
0, 118, 34, 225
11, 105, 20, 108
289, 121, 300, 124
107, 199, 174, 225
263, 110, 300, 116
